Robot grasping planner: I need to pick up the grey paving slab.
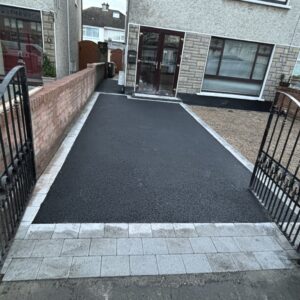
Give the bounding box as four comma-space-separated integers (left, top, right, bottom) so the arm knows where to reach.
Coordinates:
129, 224, 152, 237
69, 256, 101, 278
275, 251, 296, 269
142, 238, 169, 255
22, 207, 39, 222
182, 254, 212, 274
101, 256, 130, 277
130, 255, 158, 276
31, 239, 64, 257
234, 236, 283, 252
234, 223, 261, 236
166, 238, 193, 254
61, 239, 90, 257
212, 237, 241, 253
207, 253, 238, 272
231, 253, 261, 271
79, 224, 104, 238
214, 224, 239, 236
25, 224, 55, 240
273, 233, 294, 250
14, 224, 30, 240
194, 224, 219, 236
37, 257, 73, 279
52, 224, 80, 239
104, 224, 128, 238
254, 223, 278, 236
173, 224, 197, 237
0, 258, 12, 274
254, 251, 287, 270
89, 238, 117, 256
157, 255, 186, 275
8, 240, 36, 258
117, 238, 143, 255
3, 258, 42, 281
151, 224, 176, 237
189, 237, 217, 253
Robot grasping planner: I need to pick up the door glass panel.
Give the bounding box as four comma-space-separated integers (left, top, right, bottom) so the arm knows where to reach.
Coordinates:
138, 32, 159, 94
159, 35, 180, 96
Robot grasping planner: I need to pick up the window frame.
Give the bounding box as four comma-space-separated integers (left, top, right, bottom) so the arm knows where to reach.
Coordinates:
204, 37, 273, 84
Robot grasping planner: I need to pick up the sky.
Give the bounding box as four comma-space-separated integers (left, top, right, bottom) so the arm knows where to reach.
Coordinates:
83, 0, 127, 14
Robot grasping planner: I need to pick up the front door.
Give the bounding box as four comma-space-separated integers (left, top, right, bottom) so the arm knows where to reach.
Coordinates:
136, 27, 184, 96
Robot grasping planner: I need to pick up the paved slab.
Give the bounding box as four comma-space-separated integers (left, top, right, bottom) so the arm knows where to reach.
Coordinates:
33, 94, 269, 223
2, 222, 299, 281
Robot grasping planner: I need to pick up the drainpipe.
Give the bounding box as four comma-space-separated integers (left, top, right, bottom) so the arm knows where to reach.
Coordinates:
67, 0, 71, 74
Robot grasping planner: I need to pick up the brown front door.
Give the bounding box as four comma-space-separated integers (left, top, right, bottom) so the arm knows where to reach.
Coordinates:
136, 27, 184, 96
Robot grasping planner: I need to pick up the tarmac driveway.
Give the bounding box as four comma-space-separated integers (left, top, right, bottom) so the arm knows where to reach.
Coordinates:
34, 94, 269, 223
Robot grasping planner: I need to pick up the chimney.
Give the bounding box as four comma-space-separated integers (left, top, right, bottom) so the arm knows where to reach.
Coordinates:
102, 2, 109, 11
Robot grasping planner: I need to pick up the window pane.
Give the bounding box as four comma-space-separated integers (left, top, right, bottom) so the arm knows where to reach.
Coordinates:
4, 18, 10, 27
258, 44, 272, 56
210, 38, 223, 49
252, 56, 269, 80
205, 48, 221, 75
219, 40, 257, 79
202, 78, 261, 96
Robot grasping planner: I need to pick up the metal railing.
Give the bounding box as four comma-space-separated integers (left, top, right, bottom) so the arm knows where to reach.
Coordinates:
250, 91, 300, 251
0, 65, 36, 265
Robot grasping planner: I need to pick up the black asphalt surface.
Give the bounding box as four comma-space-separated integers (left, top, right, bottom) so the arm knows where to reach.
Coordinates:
97, 78, 123, 93
34, 94, 269, 223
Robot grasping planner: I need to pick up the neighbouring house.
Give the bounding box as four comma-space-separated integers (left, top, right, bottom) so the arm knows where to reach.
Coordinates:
82, 3, 125, 71
0, 0, 82, 84
125, 0, 300, 102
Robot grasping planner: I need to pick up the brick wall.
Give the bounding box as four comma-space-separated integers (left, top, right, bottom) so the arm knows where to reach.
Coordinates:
177, 33, 211, 94
126, 24, 140, 90
263, 45, 300, 102
30, 63, 105, 176
42, 11, 56, 65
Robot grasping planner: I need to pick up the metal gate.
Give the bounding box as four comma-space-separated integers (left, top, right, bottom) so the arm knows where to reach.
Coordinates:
250, 91, 300, 251
0, 65, 36, 264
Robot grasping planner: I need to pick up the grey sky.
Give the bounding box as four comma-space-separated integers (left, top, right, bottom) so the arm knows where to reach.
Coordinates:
83, 0, 127, 14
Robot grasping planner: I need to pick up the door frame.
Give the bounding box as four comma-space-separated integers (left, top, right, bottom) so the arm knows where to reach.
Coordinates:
136, 26, 185, 96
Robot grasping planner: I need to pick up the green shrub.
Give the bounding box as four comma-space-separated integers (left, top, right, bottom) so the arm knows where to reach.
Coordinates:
42, 54, 56, 77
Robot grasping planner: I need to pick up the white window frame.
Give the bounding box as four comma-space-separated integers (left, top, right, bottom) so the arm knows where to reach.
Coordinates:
239, 0, 291, 9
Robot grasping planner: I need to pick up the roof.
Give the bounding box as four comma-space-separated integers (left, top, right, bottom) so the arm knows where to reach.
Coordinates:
82, 7, 125, 30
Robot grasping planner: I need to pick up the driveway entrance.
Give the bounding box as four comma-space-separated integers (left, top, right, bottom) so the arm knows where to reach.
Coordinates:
34, 94, 268, 223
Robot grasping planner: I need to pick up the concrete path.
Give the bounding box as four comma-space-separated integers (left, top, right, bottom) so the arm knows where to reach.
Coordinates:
1, 270, 300, 300
1, 91, 299, 282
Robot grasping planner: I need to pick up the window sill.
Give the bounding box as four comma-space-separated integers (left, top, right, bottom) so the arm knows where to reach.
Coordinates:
198, 92, 265, 101
239, 0, 291, 9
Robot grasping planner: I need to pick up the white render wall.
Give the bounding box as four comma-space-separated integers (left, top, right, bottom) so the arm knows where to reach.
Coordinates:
128, 0, 300, 47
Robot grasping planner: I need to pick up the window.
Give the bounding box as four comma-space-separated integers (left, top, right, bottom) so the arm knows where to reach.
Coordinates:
202, 37, 273, 97
83, 27, 99, 38
113, 12, 120, 18
105, 29, 125, 42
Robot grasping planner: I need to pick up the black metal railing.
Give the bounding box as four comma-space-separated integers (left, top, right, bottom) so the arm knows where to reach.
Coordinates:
0, 65, 36, 265
250, 91, 300, 251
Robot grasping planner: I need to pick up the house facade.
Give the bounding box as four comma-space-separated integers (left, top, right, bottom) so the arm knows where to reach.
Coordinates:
125, 0, 300, 102
82, 3, 125, 51
0, 0, 82, 83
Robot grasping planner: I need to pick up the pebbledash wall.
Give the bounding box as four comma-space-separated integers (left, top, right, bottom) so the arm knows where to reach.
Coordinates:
30, 63, 105, 176
126, 0, 300, 101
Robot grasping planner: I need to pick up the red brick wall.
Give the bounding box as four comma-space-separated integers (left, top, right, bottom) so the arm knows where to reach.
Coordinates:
30, 63, 105, 176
